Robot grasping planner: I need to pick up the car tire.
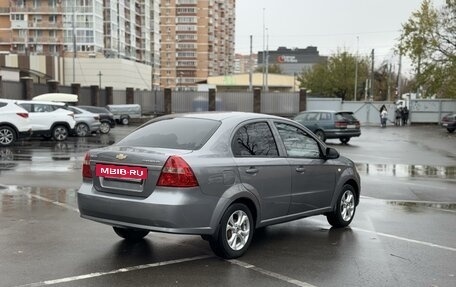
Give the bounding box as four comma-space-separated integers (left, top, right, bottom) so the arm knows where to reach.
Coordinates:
99, 122, 111, 134
113, 227, 149, 241
0, 126, 16, 146
52, 125, 69, 141
326, 184, 357, 228
209, 203, 254, 259
75, 123, 90, 137
315, 130, 326, 142
340, 137, 350, 144
447, 128, 455, 133
121, 116, 129, 125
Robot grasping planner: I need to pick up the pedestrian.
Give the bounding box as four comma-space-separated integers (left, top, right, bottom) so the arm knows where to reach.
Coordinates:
402, 106, 409, 126
395, 107, 403, 126
380, 105, 388, 128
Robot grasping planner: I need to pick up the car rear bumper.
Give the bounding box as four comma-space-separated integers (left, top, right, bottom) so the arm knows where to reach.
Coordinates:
77, 182, 225, 235
325, 130, 361, 139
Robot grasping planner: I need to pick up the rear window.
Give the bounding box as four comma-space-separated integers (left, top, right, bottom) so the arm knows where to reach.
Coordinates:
336, 112, 357, 121
117, 117, 221, 150
0, 102, 6, 108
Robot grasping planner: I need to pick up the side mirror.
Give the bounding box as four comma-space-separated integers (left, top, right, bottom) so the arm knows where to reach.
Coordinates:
325, 147, 340, 159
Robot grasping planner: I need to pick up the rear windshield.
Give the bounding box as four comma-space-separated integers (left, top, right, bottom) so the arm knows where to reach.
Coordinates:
116, 117, 221, 150
335, 112, 357, 121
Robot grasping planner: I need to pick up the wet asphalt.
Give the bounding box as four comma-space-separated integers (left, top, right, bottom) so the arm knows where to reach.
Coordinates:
0, 124, 455, 287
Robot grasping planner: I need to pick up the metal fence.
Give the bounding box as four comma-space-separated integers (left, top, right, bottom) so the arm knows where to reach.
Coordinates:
1, 79, 455, 124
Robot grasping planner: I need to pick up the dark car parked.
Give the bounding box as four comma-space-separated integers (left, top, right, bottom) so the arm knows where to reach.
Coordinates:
293, 110, 361, 143
78, 112, 361, 259
441, 113, 456, 133
78, 106, 116, 134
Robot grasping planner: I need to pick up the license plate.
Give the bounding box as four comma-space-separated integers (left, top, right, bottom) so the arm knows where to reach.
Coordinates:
442, 123, 448, 127
347, 125, 356, 129
96, 164, 148, 180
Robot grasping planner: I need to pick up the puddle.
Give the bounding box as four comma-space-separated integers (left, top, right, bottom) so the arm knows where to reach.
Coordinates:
387, 200, 456, 210
356, 163, 456, 179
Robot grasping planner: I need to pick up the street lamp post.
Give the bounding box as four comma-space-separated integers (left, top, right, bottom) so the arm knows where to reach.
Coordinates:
98, 71, 102, 89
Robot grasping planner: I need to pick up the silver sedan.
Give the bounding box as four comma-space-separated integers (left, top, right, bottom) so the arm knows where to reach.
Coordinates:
67, 106, 101, 137
77, 112, 361, 258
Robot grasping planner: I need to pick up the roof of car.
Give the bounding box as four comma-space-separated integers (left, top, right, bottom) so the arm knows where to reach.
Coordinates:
163, 111, 286, 121
15, 100, 66, 106
298, 110, 354, 114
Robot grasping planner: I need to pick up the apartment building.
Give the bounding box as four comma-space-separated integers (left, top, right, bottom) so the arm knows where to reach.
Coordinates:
234, 53, 257, 74
0, 0, 159, 73
160, 0, 235, 90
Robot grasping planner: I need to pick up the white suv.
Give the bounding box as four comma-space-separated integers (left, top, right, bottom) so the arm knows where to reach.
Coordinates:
0, 99, 32, 146
16, 100, 76, 141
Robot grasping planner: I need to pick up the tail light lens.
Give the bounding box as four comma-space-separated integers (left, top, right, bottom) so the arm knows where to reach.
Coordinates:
157, 156, 198, 187
82, 152, 92, 179
335, 121, 347, 128
17, 112, 29, 118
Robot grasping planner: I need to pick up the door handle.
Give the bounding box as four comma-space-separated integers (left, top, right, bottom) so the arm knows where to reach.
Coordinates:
245, 167, 258, 174
295, 167, 306, 173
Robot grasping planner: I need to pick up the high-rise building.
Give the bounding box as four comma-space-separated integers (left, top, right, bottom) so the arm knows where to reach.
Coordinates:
160, 0, 235, 90
0, 0, 159, 69
234, 53, 257, 74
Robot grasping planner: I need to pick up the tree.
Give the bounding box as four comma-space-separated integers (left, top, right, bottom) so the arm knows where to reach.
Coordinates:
399, 0, 456, 98
298, 50, 369, 100
254, 64, 283, 74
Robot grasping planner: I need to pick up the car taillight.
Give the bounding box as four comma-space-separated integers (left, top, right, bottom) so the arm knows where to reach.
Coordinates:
157, 156, 198, 187
335, 121, 347, 128
355, 121, 360, 128
17, 112, 29, 118
82, 152, 92, 179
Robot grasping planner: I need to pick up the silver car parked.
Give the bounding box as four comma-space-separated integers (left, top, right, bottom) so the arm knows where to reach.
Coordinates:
78, 112, 361, 258
67, 106, 101, 137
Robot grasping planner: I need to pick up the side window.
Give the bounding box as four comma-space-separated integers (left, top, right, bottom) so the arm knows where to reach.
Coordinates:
275, 122, 321, 158
232, 122, 279, 157
0, 103, 6, 108
306, 112, 319, 121
320, 112, 331, 120
19, 103, 32, 112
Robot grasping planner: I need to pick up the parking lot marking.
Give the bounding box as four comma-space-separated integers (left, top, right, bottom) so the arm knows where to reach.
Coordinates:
229, 259, 317, 287
27, 193, 79, 213
351, 227, 456, 252
14, 255, 212, 287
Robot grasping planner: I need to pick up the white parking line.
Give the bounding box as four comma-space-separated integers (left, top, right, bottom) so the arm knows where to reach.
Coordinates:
14, 255, 212, 287
27, 193, 79, 213
351, 227, 456, 252
229, 259, 317, 287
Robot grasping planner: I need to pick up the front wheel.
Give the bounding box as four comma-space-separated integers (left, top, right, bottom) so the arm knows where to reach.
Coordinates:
113, 227, 149, 241
52, 125, 69, 141
75, 123, 90, 137
326, 184, 357, 228
315, 130, 326, 142
0, 126, 16, 146
209, 203, 254, 259
339, 137, 350, 144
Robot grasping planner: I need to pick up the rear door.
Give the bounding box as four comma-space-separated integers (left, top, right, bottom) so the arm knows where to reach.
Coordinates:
231, 120, 292, 220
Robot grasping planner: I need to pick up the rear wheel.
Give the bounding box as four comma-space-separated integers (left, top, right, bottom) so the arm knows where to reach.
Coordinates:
75, 123, 90, 137
209, 203, 254, 259
447, 128, 455, 133
52, 125, 69, 141
0, 126, 16, 146
113, 227, 149, 241
99, 122, 111, 134
339, 137, 350, 144
315, 130, 326, 142
326, 184, 357, 228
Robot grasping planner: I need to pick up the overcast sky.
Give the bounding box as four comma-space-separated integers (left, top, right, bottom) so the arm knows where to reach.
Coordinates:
235, 0, 446, 75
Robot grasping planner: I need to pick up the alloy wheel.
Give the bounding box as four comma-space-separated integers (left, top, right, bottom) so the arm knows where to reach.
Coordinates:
225, 210, 251, 251
340, 189, 355, 222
